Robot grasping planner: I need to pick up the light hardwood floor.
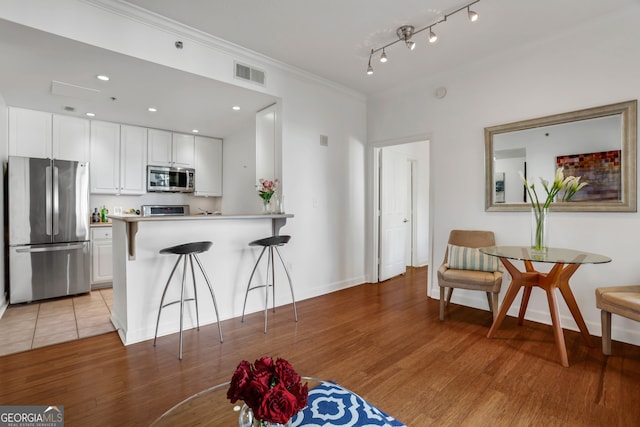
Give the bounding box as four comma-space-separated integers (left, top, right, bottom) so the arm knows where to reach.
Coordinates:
0, 267, 638, 426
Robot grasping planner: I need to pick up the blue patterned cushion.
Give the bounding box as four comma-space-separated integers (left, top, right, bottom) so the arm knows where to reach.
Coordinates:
291, 381, 406, 427
446, 244, 500, 272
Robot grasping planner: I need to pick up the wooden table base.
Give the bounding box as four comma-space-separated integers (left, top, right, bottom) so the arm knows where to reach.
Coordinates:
487, 256, 593, 367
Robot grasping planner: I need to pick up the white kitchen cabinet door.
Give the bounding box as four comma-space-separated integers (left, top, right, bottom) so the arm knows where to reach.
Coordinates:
194, 136, 223, 197
120, 125, 147, 194
172, 133, 195, 168
53, 114, 90, 162
147, 128, 173, 166
8, 107, 52, 158
90, 120, 120, 194
91, 227, 113, 284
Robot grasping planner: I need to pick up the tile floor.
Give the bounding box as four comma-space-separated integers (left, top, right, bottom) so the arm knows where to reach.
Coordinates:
0, 288, 114, 357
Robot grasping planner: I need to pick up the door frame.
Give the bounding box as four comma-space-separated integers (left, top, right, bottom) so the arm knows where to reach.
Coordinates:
367, 134, 432, 284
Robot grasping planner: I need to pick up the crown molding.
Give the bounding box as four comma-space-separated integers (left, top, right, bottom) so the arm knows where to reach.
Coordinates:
81, 0, 365, 101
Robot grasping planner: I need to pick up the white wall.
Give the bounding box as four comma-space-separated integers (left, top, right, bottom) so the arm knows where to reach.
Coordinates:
0, 95, 7, 316
368, 4, 640, 346
222, 123, 262, 214
0, 0, 368, 307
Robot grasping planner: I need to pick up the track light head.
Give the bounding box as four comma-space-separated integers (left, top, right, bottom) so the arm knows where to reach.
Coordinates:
367, 51, 374, 75
380, 49, 388, 63
396, 25, 416, 50
428, 27, 438, 43
468, 7, 478, 22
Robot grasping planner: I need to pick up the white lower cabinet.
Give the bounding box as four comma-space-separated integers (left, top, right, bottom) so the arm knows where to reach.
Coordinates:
91, 227, 113, 286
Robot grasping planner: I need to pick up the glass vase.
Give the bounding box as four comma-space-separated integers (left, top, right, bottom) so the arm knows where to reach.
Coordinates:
262, 199, 272, 214
238, 404, 291, 427
531, 207, 548, 252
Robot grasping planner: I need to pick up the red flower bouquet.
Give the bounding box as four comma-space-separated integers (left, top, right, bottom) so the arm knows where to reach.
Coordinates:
227, 356, 308, 425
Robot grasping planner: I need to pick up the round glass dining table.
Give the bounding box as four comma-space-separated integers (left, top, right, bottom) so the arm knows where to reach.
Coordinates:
480, 246, 611, 367
150, 378, 321, 427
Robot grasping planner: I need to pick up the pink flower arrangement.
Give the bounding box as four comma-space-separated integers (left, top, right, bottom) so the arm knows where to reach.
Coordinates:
257, 179, 279, 202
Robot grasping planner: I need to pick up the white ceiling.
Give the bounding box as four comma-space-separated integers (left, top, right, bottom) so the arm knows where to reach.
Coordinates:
124, 0, 636, 94
0, 0, 636, 138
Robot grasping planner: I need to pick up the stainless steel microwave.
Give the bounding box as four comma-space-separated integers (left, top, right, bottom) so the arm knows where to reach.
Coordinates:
147, 165, 195, 193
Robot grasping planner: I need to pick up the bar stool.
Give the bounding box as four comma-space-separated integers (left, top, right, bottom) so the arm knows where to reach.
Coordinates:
153, 241, 223, 360
241, 235, 297, 333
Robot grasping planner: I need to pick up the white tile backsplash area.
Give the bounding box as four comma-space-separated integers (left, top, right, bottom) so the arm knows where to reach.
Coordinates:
90, 193, 220, 217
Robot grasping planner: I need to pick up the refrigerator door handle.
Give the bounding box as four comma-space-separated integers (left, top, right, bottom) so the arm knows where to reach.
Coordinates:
45, 165, 53, 236
15, 243, 87, 253
52, 165, 60, 235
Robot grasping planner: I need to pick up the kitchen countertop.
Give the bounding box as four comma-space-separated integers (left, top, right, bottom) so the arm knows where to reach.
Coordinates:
108, 213, 294, 260
90, 222, 112, 227
108, 213, 292, 222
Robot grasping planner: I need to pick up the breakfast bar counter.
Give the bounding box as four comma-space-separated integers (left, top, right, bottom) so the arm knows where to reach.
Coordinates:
108, 213, 294, 345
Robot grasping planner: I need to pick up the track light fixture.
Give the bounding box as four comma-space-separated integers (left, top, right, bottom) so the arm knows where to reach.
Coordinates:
366, 0, 480, 75
468, 6, 478, 22
380, 49, 388, 63
428, 27, 438, 43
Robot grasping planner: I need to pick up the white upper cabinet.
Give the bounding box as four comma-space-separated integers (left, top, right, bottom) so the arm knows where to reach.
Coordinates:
119, 125, 147, 195
53, 114, 90, 162
90, 121, 120, 194
148, 129, 195, 168
147, 128, 173, 166
194, 136, 223, 197
172, 133, 195, 168
8, 107, 53, 158
90, 121, 147, 195
8, 107, 90, 161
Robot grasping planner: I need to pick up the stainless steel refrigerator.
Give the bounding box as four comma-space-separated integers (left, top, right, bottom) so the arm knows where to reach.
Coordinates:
8, 156, 90, 304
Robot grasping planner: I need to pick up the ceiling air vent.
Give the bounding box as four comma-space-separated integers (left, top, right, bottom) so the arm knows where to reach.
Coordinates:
235, 62, 265, 86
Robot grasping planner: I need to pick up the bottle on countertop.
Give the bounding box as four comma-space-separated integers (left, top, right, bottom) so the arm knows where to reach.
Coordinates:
100, 206, 108, 222
92, 208, 100, 223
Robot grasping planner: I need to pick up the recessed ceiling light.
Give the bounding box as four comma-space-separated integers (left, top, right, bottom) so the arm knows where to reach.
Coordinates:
192, 129, 199, 133
148, 107, 157, 112
232, 106, 241, 111
96, 75, 109, 81
85, 112, 95, 117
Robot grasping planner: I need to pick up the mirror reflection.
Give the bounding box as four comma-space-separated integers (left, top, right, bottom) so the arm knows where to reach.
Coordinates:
485, 100, 637, 212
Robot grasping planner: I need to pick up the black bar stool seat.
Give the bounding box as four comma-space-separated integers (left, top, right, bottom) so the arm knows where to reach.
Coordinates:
160, 241, 212, 255
153, 241, 223, 360
242, 235, 297, 333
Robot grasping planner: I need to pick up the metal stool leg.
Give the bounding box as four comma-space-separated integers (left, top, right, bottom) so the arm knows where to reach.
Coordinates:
193, 253, 224, 343
154, 255, 183, 346
263, 246, 274, 333
275, 246, 298, 322
188, 255, 200, 331
178, 255, 188, 360
242, 246, 268, 322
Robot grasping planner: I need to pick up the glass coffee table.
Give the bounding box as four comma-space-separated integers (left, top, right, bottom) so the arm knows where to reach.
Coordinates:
150, 377, 406, 426
480, 246, 611, 367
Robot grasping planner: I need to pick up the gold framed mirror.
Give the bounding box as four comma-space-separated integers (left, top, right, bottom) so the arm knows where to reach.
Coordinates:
485, 100, 637, 212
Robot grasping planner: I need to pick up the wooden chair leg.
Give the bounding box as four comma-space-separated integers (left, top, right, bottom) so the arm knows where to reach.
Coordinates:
439, 287, 445, 321
601, 310, 612, 355
446, 287, 454, 305
490, 292, 499, 321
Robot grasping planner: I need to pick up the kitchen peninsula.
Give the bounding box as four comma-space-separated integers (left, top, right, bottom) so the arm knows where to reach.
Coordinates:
109, 213, 293, 345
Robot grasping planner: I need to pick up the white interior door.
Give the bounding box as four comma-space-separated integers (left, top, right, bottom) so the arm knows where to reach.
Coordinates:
379, 148, 408, 281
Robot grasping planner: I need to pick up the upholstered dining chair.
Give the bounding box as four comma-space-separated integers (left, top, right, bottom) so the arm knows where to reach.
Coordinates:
595, 285, 640, 355
437, 230, 503, 321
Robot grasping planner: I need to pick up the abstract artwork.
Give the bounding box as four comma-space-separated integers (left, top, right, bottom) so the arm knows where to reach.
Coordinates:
556, 150, 621, 201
